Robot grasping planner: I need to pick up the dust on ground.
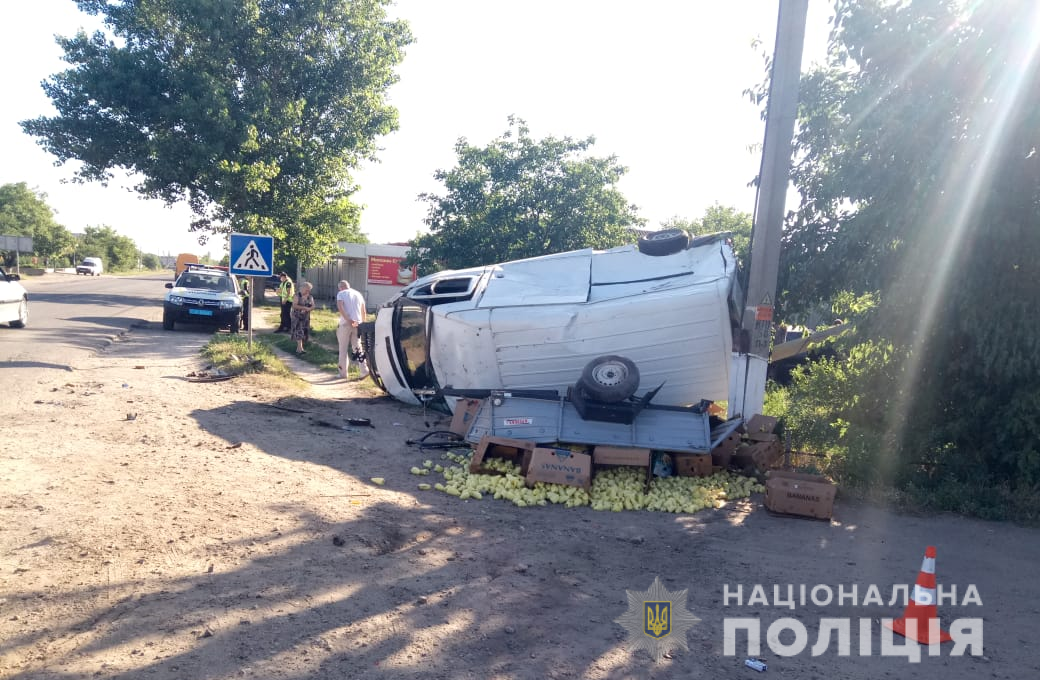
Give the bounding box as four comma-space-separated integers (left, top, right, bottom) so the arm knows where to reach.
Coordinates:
1, 323, 1036, 679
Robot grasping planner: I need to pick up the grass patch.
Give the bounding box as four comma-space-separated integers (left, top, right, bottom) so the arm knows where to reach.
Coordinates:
256, 304, 384, 394
257, 331, 341, 373
258, 306, 375, 377
202, 335, 298, 381
260, 306, 283, 328
304, 308, 341, 348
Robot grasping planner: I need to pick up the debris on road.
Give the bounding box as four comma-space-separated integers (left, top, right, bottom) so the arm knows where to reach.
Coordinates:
186, 370, 233, 383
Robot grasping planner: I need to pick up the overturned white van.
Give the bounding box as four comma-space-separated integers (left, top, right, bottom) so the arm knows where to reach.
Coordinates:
363, 231, 741, 409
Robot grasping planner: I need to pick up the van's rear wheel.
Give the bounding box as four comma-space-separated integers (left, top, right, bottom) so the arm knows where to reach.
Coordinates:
638, 228, 689, 256
579, 355, 640, 403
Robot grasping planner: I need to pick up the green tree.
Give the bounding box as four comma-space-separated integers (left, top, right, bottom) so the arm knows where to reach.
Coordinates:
140, 252, 160, 270
661, 204, 752, 265
0, 183, 76, 265
411, 117, 644, 272
80, 225, 139, 270
768, 0, 1040, 518
21, 0, 410, 267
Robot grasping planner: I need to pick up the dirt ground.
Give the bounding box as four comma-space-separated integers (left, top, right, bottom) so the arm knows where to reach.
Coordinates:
1, 322, 1037, 680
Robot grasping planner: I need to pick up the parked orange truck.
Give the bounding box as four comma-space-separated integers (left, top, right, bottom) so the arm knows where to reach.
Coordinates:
174, 253, 198, 278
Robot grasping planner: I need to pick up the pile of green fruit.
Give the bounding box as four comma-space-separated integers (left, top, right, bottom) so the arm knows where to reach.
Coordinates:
410, 450, 765, 514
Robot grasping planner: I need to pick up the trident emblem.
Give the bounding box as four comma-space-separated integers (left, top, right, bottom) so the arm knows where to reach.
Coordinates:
644, 601, 671, 639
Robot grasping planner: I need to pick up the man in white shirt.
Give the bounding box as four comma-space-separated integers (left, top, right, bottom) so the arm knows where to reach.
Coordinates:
335, 280, 368, 379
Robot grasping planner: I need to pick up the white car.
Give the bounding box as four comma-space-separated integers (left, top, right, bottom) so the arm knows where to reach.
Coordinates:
365, 231, 741, 409
0, 267, 28, 328
76, 257, 103, 276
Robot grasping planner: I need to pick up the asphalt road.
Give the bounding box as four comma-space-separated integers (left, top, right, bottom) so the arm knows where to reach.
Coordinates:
0, 271, 170, 383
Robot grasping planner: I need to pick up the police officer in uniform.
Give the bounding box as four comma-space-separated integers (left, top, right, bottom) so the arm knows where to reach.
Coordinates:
239, 277, 251, 331
276, 272, 294, 332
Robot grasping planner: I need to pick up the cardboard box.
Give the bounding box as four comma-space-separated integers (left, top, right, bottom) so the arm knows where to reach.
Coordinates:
594, 445, 652, 492
751, 439, 784, 469
733, 437, 784, 471
525, 447, 592, 490
672, 453, 713, 477
593, 445, 652, 467
711, 431, 741, 467
449, 398, 484, 436
469, 436, 537, 474
764, 470, 836, 519
745, 414, 779, 441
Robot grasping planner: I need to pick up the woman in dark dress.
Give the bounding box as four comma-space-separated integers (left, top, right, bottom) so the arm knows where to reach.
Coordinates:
290, 282, 315, 353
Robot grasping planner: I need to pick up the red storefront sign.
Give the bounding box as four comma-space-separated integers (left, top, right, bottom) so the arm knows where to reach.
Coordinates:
368, 256, 417, 286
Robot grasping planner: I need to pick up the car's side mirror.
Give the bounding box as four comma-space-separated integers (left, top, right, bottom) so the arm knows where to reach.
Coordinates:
9, 274, 19, 281
165, 282, 173, 289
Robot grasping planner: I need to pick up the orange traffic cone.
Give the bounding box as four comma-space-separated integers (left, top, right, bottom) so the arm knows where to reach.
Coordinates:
885, 545, 953, 644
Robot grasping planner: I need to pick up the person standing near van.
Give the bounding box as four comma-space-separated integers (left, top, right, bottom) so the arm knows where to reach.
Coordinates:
336, 280, 368, 379
276, 272, 294, 332
290, 282, 315, 353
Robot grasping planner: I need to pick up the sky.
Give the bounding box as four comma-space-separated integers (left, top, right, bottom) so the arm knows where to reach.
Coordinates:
0, 0, 831, 259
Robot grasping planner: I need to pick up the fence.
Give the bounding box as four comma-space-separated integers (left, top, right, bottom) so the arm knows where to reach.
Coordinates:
302, 246, 416, 310
302, 257, 370, 306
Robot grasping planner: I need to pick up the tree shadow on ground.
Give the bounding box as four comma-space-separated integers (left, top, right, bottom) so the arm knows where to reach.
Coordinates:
0, 360, 73, 371
0, 491, 666, 680
9, 369, 1002, 679
30, 292, 159, 309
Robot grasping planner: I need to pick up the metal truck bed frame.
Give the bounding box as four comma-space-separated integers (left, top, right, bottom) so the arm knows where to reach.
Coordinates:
456, 389, 741, 453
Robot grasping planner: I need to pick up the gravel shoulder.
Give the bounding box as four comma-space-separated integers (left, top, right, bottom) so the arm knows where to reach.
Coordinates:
0, 322, 1035, 679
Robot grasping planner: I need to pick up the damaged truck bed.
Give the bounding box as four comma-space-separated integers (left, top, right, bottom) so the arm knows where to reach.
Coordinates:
445, 388, 744, 454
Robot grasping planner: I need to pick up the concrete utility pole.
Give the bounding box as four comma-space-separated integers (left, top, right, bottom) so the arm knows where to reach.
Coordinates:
732, 0, 808, 418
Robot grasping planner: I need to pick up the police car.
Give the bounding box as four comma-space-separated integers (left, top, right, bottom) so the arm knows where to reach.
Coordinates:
163, 265, 243, 332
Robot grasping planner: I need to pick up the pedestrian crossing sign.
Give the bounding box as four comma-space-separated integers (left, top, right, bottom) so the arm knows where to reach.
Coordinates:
229, 233, 274, 276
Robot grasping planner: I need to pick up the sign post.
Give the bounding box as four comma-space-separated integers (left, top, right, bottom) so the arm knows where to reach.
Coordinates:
0, 235, 34, 275
229, 233, 274, 351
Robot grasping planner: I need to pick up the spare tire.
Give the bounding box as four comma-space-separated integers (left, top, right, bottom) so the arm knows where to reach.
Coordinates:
638, 228, 689, 256
579, 355, 640, 403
